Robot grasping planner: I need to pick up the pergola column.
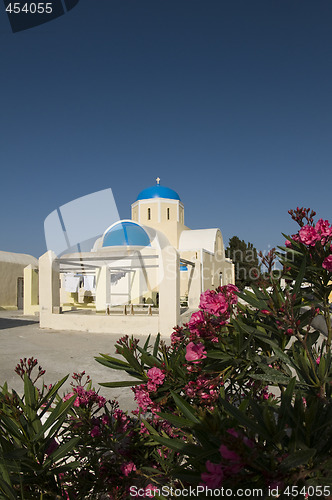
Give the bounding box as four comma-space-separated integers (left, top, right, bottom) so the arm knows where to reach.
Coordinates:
159, 246, 180, 335
39, 251, 60, 315
95, 265, 110, 312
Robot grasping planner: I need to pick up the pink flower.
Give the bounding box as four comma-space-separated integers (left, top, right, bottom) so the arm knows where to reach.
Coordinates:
299, 225, 319, 246
45, 438, 59, 456
223, 284, 239, 305
185, 342, 207, 363
63, 392, 75, 402
102, 415, 109, 426
120, 461, 136, 476
316, 356, 321, 365
147, 381, 157, 392
90, 425, 101, 438
227, 428, 239, 438
201, 461, 223, 488
285, 239, 292, 248
322, 255, 332, 272
219, 445, 241, 462
188, 310, 206, 334
315, 219, 332, 239
170, 327, 185, 345
199, 289, 229, 316
133, 385, 153, 412
97, 396, 106, 408
147, 366, 165, 386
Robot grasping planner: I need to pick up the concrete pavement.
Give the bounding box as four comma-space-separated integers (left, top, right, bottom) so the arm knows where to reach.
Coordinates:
0, 310, 152, 412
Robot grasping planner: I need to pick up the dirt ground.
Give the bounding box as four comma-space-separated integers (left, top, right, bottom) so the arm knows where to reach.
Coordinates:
0, 310, 153, 412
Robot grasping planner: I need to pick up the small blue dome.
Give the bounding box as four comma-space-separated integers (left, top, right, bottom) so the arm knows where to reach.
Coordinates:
136, 185, 180, 201
102, 221, 151, 247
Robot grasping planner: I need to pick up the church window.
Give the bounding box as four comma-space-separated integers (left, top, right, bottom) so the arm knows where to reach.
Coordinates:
167, 208, 170, 220
148, 208, 151, 220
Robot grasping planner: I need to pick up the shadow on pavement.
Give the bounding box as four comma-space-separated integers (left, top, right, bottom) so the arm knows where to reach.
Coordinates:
0, 318, 38, 330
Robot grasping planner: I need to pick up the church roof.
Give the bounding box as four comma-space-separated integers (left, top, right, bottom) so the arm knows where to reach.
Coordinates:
136, 184, 181, 201
102, 221, 151, 247
0, 250, 38, 266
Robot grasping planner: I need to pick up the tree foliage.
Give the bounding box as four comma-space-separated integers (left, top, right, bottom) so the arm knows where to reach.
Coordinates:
226, 236, 260, 290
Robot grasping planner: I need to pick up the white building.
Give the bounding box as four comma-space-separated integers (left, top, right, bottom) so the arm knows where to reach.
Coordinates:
24, 181, 235, 336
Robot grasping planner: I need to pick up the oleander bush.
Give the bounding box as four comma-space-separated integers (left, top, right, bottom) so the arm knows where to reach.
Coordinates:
1, 207, 332, 499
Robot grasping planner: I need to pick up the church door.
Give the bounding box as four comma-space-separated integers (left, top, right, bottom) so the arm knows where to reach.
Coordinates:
17, 277, 24, 310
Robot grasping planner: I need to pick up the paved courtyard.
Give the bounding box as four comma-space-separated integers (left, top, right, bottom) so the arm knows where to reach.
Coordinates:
0, 310, 153, 412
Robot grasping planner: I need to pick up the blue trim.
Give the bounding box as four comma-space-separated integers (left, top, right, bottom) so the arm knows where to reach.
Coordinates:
136, 185, 180, 201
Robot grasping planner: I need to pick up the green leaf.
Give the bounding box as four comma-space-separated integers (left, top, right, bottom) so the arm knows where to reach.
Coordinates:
205, 351, 232, 361
144, 433, 186, 452
153, 333, 161, 358
0, 415, 24, 441
143, 334, 151, 351
98, 380, 143, 388
33, 394, 77, 442
136, 347, 161, 368
39, 375, 69, 410
280, 449, 316, 470
250, 367, 293, 386
170, 391, 200, 424
120, 348, 144, 374
293, 256, 307, 296
44, 436, 80, 465
23, 374, 40, 433
95, 354, 131, 369
0, 477, 16, 500
219, 398, 270, 440
156, 411, 195, 429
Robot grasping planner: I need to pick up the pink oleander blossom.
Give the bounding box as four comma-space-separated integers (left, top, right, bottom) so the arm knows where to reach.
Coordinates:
133, 385, 153, 412
120, 461, 136, 476
113, 409, 130, 432
147, 366, 165, 386
201, 461, 223, 488
219, 445, 241, 462
90, 425, 101, 438
223, 284, 239, 305
45, 438, 59, 456
316, 219, 332, 240
147, 381, 157, 392
170, 327, 185, 345
298, 225, 319, 246
97, 396, 106, 408
285, 239, 292, 248
199, 289, 229, 316
185, 342, 207, 363
322, 255, 332, 272
188, 310, 206, 334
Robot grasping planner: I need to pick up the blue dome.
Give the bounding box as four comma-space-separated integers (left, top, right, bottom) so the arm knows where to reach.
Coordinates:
136, 185, 180, 201
102, 221, 151, 247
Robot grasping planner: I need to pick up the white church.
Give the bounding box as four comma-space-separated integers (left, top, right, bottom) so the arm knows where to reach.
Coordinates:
3, 181, 235, 336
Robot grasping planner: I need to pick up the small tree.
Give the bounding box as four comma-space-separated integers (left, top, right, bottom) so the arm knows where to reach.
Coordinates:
226, 236, 260, 290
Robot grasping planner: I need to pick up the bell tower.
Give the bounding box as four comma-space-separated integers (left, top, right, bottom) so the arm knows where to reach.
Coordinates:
131, 179, 188, 247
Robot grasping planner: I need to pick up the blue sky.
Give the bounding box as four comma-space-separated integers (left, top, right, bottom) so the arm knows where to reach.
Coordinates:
0, 0, 331, 257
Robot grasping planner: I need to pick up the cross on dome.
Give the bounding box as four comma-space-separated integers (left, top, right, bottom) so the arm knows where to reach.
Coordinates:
156, 177, 160, 185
